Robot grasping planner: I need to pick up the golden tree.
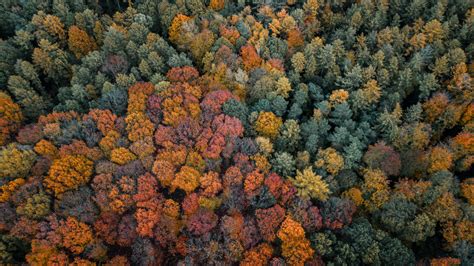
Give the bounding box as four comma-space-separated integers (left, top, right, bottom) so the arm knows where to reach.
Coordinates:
254, 112, 282, 139
68, 26, 97, 59
45, 155, 94, 196
171, 166, 200, 194
290, 167, 330, 201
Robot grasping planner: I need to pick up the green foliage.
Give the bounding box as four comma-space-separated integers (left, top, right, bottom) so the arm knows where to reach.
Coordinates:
271, 152, 295, 177
376, 197, 417, 234
0, 234, 30, 264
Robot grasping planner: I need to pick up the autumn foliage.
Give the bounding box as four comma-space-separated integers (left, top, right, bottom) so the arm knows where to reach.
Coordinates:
0, 1, 472, 265
45, 155, 93, 196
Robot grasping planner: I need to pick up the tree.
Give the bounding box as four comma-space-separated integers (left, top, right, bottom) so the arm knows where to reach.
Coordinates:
166, 66, 199, 83
287, 29, 304, 50
240, 243, 273, 265
271, 152, 296, 177
0, 144, 36, 178
376, 197, 417, 234
352, 79, 381, 110
291, 52, 306, 73
378, 233, 415, 265
16, 124, 43, 145
276, 77, 292, 99
254, 111, 282, 139
276, 119, 301, 152
16, 192, 51, 219
0, 234, 29, 264
361, 169, 390, 212
290, 167, 330, 201
241, 45, 262, 71
363, 142, 401, 176
158, 82, 202, 127
111, 147, 137, 165
45, 155, 93, 196
255, 204, 286, 242
329, 89, 349, 105
423, 93, 449, 123
0, 178, 25, 203
428, 192, 461, 223
54, 187, 98, 224
303, 0, 320, 19
427, 146, 453, 173
171, 166, 200, 194
277, 216, 314, 266
450, 132, 474, 172
209, 0, 225, 11
25, 240, 67, 265
190, 29, 215, 64
196, 114, 244, 160
200, 171, 222, 197
430, 257, 461, 266
128, 82, 155, 114
422, 19, 444, 43
320, 197, 356, 230
340, 218, 381, 265
68, 26, 97, 59
57, 217, 93, 254
135, 196, 162, 238
32, 39, 70, 82
0, 92, 22, 146
125, 112, 155, 142
168, 14, 193, 47
400, 213, 436, 242
152, 159, 176, 188
315, 147, 344, 176
186, 208, 218, 236
105, 256, 130, 266
34, 139, 58, 160
31, 13, 65, 41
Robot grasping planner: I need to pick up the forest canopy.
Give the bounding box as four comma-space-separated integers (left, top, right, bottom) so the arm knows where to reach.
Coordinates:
0, 0, 473, 265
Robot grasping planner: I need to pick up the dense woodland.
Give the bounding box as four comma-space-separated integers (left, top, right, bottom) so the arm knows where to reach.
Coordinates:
0, 0, 473, 265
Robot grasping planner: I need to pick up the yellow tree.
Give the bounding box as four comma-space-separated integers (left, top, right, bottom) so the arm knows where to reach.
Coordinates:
427, 146, 453, 173
353, 79, 381, 109
315, 147, 344, 175
110, 147, 137, 165
290, 167, 330, 201
423, 19, 444, 43
304, 0, 320, 19
254, 112, 282, 139
361, 168, 390, 212
329, 89, 349, 105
